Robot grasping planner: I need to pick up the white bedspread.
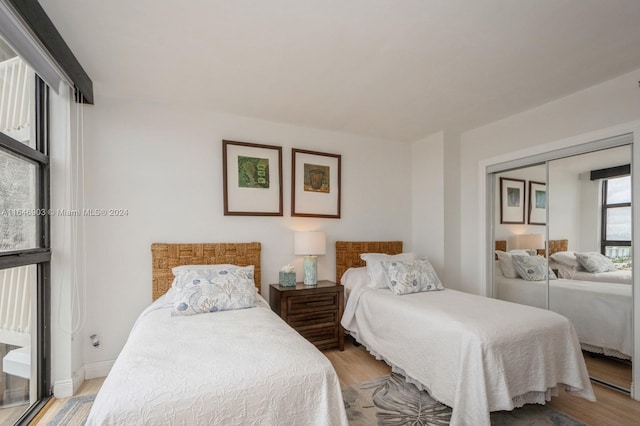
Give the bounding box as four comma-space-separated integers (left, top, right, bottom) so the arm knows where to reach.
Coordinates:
341, 286, 595, 426
495, 273, 633, 359
562, 268, 632, 285
86, 295, 348, 426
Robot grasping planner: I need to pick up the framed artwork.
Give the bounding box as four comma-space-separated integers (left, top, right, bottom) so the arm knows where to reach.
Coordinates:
292, 148, 341, 218
499, 177, 525, 224
222, 140, 283, 216
528, 181, 547, 225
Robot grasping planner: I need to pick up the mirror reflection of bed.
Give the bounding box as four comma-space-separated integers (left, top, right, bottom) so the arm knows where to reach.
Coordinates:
491, 144, 633, 393
494, 239, 632, 390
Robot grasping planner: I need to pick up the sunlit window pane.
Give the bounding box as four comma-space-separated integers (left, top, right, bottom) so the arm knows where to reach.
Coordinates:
606, 176, 631, 204
0, 264, 35, 420
606, 206, 631, 241
604, 246, 632, 270
0, 148, 37, 251
0, 37, 33, 148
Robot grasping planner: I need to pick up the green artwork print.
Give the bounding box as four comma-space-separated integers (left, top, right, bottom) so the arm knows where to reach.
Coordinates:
238, 156, 269, 188
303, 163, 330, 193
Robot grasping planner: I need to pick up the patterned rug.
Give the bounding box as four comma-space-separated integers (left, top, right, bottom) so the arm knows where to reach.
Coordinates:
47, 395, 95, 426
342, 373, 586, 426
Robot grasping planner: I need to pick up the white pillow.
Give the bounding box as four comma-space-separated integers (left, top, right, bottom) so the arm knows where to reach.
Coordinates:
172, 264, 240, 274
360, 252, 416, 288
549, 251, 582, 270
172, 264, 254, 290
340, 267, 370, 292
495, 250, 522, 278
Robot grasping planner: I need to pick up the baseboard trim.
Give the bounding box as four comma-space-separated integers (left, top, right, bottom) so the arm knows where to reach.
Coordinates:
72, 366, 85, 394
53, 379, 74, 398
84, 360, 114, 379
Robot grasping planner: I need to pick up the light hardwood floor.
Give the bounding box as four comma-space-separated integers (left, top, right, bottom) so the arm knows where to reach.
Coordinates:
31, 377, 105, 425
30, 336, 640, 426
325, 336, 640, 426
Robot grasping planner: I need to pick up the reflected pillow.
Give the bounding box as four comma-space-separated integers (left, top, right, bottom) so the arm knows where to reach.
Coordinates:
361, 252, 416, 288
511, 255, 557, 281
172, 266, 256, 316
574, 252, 618, 273
381, 259, 444, 295
549, 251, 582, 270
495, 250, 526, 278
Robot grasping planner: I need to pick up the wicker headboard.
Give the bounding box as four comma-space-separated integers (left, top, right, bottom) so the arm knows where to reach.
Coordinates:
335, 241, 403, 284
151, 242, 261, 300
494, 239, 568, 257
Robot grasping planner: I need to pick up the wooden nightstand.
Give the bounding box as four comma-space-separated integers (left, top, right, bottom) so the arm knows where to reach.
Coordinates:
269, 281, 344, 351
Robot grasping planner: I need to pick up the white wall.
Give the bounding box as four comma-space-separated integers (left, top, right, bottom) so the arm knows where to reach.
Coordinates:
455, 68, 640, 295
412, 132, 444, 274
79, 96, 413, 366
577, 173, 601, 252
547, 165, 587, 252
50, 86, 87, 396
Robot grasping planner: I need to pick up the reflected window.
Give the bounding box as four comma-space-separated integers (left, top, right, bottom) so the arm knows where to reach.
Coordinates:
602, 175, 631, 268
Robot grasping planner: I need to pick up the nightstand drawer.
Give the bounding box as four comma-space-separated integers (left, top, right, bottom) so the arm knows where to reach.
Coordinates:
269, 281, 344, 351
287, 310, 338, 328
287, 293, 338, 314
297, 325, 339, 345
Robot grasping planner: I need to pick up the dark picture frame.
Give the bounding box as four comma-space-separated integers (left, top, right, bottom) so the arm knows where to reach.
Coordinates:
528, 181, 547, 225
292, 148, 341, 218
499, 177, 525, 224
222, 140, 283, 216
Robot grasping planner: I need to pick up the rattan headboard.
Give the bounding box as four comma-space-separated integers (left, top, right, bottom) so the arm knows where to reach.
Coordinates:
151, 242, 261, 300
335, 241, 403, 284
495, 239, 568, 257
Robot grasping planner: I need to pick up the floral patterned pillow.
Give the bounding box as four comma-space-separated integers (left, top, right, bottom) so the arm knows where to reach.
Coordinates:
172, 266, 256, 316
511, 255, 557, 281
172, 264, 254, 290
381, 259, 444, 295
574, 252, 618, 273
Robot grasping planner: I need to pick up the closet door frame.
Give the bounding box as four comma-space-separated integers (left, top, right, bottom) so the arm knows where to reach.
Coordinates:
478, 121, 640, 401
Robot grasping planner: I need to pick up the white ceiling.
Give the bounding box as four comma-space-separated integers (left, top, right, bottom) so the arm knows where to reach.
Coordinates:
40, 0, 640, 142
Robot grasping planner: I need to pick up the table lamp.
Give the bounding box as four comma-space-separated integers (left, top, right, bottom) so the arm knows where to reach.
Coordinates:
294, 231, 326, 285
511, 234, 545, 255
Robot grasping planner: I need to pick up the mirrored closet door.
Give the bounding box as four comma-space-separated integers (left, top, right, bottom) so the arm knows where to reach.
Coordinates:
491, 142, 633, 393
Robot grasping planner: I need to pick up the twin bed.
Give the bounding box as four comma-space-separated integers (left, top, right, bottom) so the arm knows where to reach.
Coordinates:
87, 240, 596, 426
337, 241, 594, 426
494, 239, 633, 360
86, 243, 348, 426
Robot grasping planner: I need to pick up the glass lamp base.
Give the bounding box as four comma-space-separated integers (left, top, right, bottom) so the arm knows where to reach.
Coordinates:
303, 256, 318, 285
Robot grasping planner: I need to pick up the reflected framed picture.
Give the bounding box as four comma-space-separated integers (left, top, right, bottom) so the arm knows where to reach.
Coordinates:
222, 140, 283, 216
528, 181, 547, 225
499, 177, 525, 224
292, 148, 341, 218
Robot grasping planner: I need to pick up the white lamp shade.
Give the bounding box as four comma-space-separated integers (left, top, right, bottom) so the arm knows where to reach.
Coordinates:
294, 231, 326, 255
511, 234, 545, 250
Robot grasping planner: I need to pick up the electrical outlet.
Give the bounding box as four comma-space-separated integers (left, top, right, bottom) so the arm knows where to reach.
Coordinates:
89, 334, 100, 348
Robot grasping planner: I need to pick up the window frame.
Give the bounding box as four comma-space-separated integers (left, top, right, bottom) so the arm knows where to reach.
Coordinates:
0, 75, 51, 424
600, 175, 632, 255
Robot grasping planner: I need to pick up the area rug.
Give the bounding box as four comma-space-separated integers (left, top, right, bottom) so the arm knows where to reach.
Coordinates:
342, 373, 586, 426
47, 394, 95, 426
